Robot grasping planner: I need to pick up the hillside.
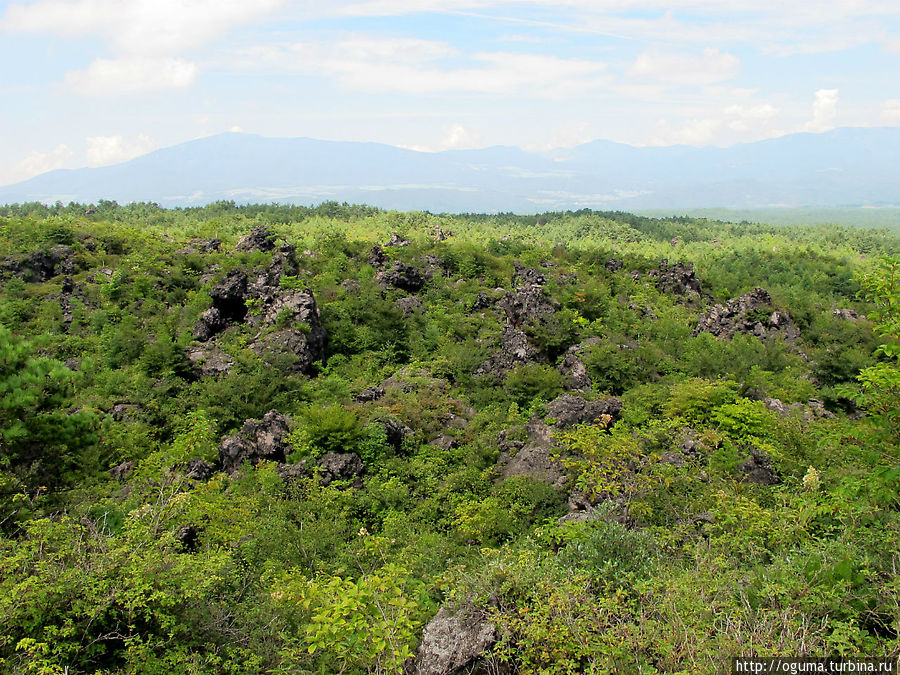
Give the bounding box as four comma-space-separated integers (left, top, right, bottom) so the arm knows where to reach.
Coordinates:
2, 127, 900, 211
0, 202, 898, 673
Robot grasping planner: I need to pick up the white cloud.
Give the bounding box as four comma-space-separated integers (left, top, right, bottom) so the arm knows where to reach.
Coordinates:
723, 102, 779, 132
65, 57, 197, 93
404, 123, 484, 152
628, 48, 740, 86
2, 0, 283, 55
882, 99, 900, 124
85, 134, 156, 166
801, 88, 839, 132
14, 144, 74, 180
234, 39, 610, 97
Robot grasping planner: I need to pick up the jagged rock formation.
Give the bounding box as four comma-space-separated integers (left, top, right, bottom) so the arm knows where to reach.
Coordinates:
386, 232, 410, 247
410, 604, 496, 675
475, 326, 547, 377
693, 288, 800, 341
605, 258, 624, 272
219, 410, 292, 473
192, 230, 327, 375
497, 394, 622, 488
763, 397, 835, 421
354, 386, 385, 403
277, 452, 365, 488
235, 225, 277, 252
184, 459, 215, 481
3, 245, 74, 282
557, 338, 600, 391
177, 238, 221, 255
650, 259, 705, 301
187, 346, 234, 378
739, 450, 780, 485
833, 308, 864, 321
377, 260, 426, 292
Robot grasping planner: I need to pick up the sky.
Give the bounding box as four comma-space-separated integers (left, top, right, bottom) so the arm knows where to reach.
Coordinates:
1, 0, 899, 186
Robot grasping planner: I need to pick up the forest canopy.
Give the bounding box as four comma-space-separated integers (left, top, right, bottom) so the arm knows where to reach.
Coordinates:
0, 202, 897, 674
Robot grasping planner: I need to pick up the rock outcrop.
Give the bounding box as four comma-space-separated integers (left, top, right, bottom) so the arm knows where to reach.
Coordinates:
316, 452, 364, 487
650, 259, 705, 301
378, 261, 425, 292
187, 346, 234, 378
739, 450, 780, 485
4, 245, 74, 282
475, 326, 547, 377
763, 397, 835, 421
693, 288, 800, 342
219, 410, 292, 473
497, 394, 622, 488
235, 225, 277, 252
557, 338, 599, 391
410, 604, 496, 675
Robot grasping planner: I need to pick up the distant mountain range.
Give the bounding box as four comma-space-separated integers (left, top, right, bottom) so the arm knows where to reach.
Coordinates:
2, 127, 899, 212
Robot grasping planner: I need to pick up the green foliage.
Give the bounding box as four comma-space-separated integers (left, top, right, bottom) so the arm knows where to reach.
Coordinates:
0, 203, 897, 672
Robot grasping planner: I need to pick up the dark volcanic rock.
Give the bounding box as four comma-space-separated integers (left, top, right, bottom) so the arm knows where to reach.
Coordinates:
209, 269, 249, 321
109, 461, 135, 482
251, 328, 325, 373
763, 397, 835, 421
178, 238, 221, 255
317, 452, 364, 487
557, 338, 599, 391
386, 232, 410, 247
396, 295, 424, 315
497, 283, 557, 329
739, 450, 780, 485
694, 288, 800, 342
375, 417, 413, 452
605, 258, 624, 272
176, 525, 201, 552
544, 394, 622, 427
650, 259, 705, 301
185, 458, 215, 481
6, 245, 74, 282
833, 308, 863, 321
378, 261, 425, 292
235, 226, 277, 252
512, 261, 547, 287
470, 292, 493, 311
476, 326, 546, 377
187, 346, 234, 378
411, 604, 496, 675
368, 245, 388, 268
194, 307, 227, 341
354, 386, 386, 403
219, 410, 292, 473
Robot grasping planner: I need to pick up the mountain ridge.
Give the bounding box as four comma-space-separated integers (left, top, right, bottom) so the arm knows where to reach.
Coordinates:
2, 127, 898, 212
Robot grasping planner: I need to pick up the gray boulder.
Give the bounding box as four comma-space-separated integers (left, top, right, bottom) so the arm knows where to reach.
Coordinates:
694, 288, 800, 342
378, 261, 425, 292
219, 410, 292, 473
235, 225, 277, 252
411, 604, 496, 675
544, 394, 622, 428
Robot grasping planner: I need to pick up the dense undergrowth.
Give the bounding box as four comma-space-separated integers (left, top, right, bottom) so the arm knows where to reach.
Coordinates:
0, 200, 898, 674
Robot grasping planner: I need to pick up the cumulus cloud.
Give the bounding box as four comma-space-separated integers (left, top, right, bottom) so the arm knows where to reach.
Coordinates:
14, 144, 74, 180
85, 134, 156, 166
646, 99, 781, 146
2, 0, 282, 93
234, 38, 610, 97
628, 48, 740, 86
65, 57, 197, 94
405, 123, 484, 152
2, 0, 283, 55
801, 88, 839, 132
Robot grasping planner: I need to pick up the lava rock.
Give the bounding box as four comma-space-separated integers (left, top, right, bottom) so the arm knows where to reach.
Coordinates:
396, 296, 424, 315
219, 410, 292, 473
185, 458, 216, 481
497, 283, 557, 329
605, 258, 624, 272
544, 394, 622, 427
476, 326, 546, 377
378, 261, 425, 292
739, 450, 780, 485
375, 417, 413, 453
354, 386, 386, 403
411, 604, 496, 675
109, 461, 135, 482
176, 525, 201, 552
386, 232, 410, 247
650, 259, 705, 301
187, 346, 234, 378
557, 338, 600, 391
694, 288, 800, 342
317, 452, 364, 487
235, 226, 277, 252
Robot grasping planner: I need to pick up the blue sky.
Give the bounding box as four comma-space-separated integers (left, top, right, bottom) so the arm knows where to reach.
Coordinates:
1, 0, 899, 186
